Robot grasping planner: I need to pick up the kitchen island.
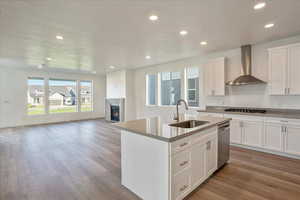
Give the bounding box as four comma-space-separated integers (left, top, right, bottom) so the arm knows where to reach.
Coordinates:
114, 114, 231, 200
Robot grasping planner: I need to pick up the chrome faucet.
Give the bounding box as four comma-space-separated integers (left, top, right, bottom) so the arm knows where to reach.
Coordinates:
173, 99, 189, 121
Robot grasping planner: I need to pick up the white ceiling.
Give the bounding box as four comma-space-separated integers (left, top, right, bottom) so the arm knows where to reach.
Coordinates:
0, 0, 300, 74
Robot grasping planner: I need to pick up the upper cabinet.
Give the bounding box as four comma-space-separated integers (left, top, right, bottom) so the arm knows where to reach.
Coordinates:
204, 57, 225, 96
269, 43, 300, 95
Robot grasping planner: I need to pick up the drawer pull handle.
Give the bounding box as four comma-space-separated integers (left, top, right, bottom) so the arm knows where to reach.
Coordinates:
180, 185, 188, 192
179, 142, 188, 147
179, 161, 189, 167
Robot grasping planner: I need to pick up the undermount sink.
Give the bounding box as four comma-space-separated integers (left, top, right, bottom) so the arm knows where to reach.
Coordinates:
169, 120, 209, 129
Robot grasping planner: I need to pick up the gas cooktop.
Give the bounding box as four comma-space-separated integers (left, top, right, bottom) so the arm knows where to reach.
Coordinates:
224, 108, 267, 114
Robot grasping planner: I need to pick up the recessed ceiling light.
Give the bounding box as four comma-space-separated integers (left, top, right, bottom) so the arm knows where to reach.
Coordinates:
109, 65, 115, 69
264, 23, 274, 29
180, 30, 188, 36
92, 71, 97, 74
149, 15, 158, 21
200, 41, 208, 46
145, 55, 151, 60
254, 1, 266, 10
46, 57, 52, 61
56, 35, 64, 40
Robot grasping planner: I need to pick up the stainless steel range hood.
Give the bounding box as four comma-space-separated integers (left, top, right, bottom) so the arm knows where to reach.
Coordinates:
226, 45, 266, 86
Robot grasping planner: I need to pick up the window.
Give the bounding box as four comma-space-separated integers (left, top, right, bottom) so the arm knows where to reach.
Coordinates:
27, 78, 45, 115
49, 79, 77, 113
146, 74, 157, 105
80, 81, 93, 112
160, 72, 181, 105
186, 67, 199, 107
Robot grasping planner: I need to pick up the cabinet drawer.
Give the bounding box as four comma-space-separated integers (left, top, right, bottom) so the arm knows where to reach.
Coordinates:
172, 150, 191, 175
173, 169, 191, 199
171, 137, 191, 155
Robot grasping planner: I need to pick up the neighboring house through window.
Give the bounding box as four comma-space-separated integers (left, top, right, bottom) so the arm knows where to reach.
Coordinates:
49, 79, 77, 113
80, 81, 93, 112
27, 77, 45, 115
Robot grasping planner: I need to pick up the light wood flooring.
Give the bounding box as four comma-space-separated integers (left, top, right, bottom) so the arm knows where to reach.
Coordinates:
1, 119, 300, 200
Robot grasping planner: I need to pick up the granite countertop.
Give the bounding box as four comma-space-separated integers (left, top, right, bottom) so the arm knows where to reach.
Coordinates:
198, 106, 300, 119
114, 114, 231, 142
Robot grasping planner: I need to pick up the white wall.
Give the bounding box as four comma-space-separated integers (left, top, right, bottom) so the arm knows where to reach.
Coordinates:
106, 70, 126, 98
0, 68, 106, 128
106, 69, 136, 120
134, 35, 300, 120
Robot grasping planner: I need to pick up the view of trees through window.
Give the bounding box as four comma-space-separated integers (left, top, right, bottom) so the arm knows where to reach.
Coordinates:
27, 78, 45, 115
49, 79, 77, 113
80, 81, 93, 112
161, 72, 181, 105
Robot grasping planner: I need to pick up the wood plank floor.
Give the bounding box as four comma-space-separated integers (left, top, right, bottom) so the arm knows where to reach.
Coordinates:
1, 119, 300, 200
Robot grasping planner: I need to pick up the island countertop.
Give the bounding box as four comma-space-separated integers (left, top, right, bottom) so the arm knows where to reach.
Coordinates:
114, 114, 231, 142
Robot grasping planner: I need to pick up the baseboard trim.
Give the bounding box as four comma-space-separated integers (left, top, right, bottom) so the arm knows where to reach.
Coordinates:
231, 143, 300, 160
0, 117, 105, 130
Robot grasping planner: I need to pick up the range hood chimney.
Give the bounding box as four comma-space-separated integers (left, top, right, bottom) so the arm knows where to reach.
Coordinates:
226, 45, 266, 86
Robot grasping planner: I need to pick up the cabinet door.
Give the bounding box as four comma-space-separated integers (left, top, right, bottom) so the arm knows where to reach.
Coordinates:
190, 142, 206, 187
264, 122, 284, 151
204, 62, 214, 96
230, 119, 242, 144
288, 45, 300, 95
206, 136, 217, 177
269, 48, 288, 95
213, 58, 225, 96
242, 121, 263, 147
285, 125, 300, 156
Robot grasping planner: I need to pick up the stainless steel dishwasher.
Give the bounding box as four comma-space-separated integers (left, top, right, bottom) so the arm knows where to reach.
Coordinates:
217, 122, 230, 168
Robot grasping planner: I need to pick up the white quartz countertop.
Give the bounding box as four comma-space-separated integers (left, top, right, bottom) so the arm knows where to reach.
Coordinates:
114, 114, 231, 142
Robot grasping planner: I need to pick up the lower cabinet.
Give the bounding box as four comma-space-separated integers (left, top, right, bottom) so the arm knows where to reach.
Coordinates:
229, 119, 242, 144
171, 128, 218, 200
285, 125, 300, 156
190, 142, 206, 187
226, 115, 264, 148
264, 122, 284, 151
226, 114, 300, 158
242, 121, 263, 147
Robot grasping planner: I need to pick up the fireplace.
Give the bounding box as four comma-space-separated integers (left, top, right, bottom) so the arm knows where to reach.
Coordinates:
105, 98, 125, 122
110, 104, 120, 122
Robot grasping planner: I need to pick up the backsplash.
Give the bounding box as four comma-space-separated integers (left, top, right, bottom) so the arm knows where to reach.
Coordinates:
206, 84, 300, 109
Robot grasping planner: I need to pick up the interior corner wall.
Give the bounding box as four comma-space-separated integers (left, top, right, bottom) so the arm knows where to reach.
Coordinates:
0, 68, 106, 128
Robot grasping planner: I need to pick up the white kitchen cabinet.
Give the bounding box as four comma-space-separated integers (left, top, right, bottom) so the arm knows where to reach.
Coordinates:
171, 128, 218, 200
225, 114, 263, 147
204, 57, 225, 96
269, 43, 300, 95
285, 125, 300, 156
205, 136, 218, 177
190, 142, 206, 188
229, 119, 242, 144
268, 47, 287, 95
264, 122, 284, 152
288, 45, 300, 95
242, 120, 263, 147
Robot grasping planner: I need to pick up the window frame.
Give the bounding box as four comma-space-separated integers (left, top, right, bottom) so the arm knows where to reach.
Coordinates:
48, 78, 78, 114
146, 74, 157, 106
159, 71, 182, 106
79, 80, 94, 112
27, 77, 46, 115
185, 67, 200, 107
